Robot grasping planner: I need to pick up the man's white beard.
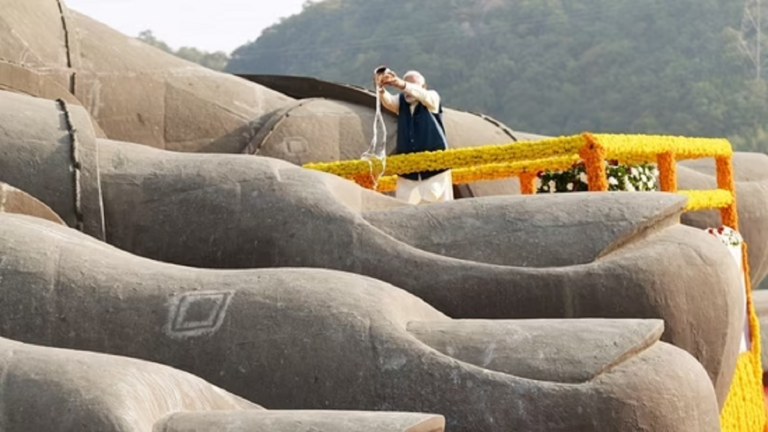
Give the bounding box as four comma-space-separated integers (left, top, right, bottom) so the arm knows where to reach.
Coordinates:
404, 95, 416, 104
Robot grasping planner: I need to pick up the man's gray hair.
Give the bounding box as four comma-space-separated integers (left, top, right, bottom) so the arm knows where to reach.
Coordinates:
403, 70, 426, 86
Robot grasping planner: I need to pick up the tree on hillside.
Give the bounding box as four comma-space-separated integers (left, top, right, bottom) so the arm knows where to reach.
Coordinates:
225, 0, 768, 153
137, 30, 229, 71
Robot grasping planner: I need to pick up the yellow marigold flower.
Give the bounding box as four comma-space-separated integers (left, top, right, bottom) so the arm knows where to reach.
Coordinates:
678, 189, 734, 211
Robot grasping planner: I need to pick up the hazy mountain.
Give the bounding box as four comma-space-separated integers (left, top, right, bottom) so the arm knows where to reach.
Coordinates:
225, 0, 768, 152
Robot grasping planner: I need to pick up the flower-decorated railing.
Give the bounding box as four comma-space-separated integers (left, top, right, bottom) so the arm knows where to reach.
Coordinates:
303, 132, 765, 431
303, 133, 737, 220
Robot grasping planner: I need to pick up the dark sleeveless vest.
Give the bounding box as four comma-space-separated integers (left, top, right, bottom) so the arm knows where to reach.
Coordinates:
395, 93, 449, 181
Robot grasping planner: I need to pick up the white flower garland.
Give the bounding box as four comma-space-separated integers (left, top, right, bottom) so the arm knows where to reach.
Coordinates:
538, 161, 658, 193
704, 225, 751, 354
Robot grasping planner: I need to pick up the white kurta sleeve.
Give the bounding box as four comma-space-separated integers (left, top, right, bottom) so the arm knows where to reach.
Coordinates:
378, 87, 399, 114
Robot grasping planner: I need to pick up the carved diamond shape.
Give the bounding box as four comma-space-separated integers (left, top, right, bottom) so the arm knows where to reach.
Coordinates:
169, 291, 233, 335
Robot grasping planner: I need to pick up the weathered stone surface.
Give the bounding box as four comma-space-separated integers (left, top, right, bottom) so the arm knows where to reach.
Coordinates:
0, 90, 743, 408
0, 213, 720, 431
94, 145, 743, 406
154, 411, 445, 432
0, 91, 105, 239
0, 331, 445, 432
361, 191, 682, 268
0, 182, 64, 225
0, 0, 73, 80
0, 0, 292, 153
407, 319, 665, 383
243, 97, 397, 164
0, 61, 108, 138
0, 335, 261, 431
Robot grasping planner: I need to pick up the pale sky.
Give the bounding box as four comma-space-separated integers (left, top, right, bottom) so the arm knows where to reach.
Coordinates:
66, 0, 307, 53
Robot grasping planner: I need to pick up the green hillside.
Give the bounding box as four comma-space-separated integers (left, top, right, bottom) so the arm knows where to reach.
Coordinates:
226, 0, 768, 152
137, 30, 229, 71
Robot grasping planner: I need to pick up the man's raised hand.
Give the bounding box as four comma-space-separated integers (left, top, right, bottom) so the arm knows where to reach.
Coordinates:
372, 66, 405, 90
381, 72, 405, 90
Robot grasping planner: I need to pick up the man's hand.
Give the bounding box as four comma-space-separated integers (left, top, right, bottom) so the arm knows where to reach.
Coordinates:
373, 66, 405, 90
382, 73, 406, 90
378, 70, 397, 85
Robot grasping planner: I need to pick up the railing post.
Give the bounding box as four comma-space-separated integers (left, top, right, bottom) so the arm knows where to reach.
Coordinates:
580, 134, 609, 191
716, 156, 739, 230
519, 173, 536, 195
657, 151, 677, 192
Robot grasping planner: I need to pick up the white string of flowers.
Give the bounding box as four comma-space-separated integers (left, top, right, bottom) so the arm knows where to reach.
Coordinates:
361, 82, 388, 190
704, 225, 751, 353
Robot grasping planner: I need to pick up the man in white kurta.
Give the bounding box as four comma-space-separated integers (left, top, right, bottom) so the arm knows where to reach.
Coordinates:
376, 69, 453, 205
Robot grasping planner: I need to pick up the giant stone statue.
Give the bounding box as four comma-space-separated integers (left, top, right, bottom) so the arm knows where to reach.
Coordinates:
0, 335, 256, 432
0, 0, 761, 428
0, 212, 721, 431
0, 304, 445, 432
0, 89, 744, 409
0, 0, 522, 159
0, 0, 290, 153
3, 0, 767, 288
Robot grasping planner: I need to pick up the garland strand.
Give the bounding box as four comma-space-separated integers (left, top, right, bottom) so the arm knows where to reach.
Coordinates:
360, 84, 387, 190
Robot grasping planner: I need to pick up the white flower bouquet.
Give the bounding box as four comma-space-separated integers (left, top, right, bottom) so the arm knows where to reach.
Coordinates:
705, 226, 743, 248
537, 161, 658, 193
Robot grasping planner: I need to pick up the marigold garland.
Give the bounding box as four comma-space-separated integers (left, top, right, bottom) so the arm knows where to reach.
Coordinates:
455, 155, 580, 183
721, 351, 766, 432
679, 189, 735, 212
716, 156, 739, 230
304, 133, 735, 187
347, 155, 582, 193
306, 133, 747, 228
719, 240, 766, 432
303, 135, 588, 178
593, 134, 733, 163
658, 151, 677, 192
579, 134, 609, 192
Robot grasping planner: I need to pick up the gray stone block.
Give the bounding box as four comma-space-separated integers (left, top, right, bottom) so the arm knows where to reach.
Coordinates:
0, 89, 744, 408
